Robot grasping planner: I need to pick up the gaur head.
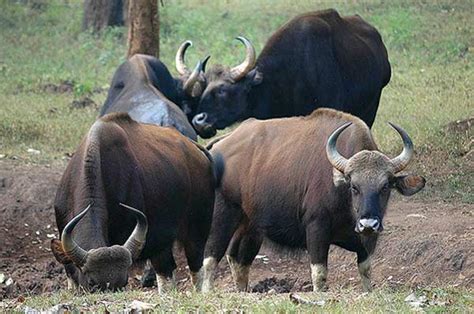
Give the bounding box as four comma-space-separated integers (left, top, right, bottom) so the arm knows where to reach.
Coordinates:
51, 203, 148, 292
326, 122, 426, 235
192, 37, 263, 138
174, 40, 210, 120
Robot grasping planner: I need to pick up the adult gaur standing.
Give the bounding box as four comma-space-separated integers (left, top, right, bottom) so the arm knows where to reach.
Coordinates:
200, 108, 425, 292
100, 42, 208, 140
192, 9, 391, 138
51, 112, 222, 293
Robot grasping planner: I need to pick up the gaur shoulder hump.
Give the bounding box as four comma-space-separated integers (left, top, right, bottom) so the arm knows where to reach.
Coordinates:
308, 108, 369, 130
99, 112, 136, 125
295, 9, 342, 26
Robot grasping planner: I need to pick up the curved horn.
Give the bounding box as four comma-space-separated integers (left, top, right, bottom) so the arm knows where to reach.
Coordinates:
202, 55, 211, 72
326, 122, 352, 174
183, 60, 205, 97
388, 122, 414, 173
176, 40, 193, 75
120, 203, 148, 260
192, 55, 211, 97
61, 204, 92, 266
230, 36, 256, 82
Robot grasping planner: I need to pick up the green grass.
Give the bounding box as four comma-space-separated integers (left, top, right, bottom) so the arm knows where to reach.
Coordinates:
0, 0, 472, 199
9, 286, 473, 313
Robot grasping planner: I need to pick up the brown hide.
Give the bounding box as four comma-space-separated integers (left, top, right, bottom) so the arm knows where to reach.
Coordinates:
203, 108, 424, 292
210, 109, 376, 246
53, 112, 215, 291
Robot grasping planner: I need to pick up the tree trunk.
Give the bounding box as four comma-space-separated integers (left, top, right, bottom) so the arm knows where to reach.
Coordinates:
82, 0, 125, 33
127, 0, 159, 58
122, 0, 130, 26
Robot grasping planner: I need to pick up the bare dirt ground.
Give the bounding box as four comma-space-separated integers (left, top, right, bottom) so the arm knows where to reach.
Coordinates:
0, 160, 472, 299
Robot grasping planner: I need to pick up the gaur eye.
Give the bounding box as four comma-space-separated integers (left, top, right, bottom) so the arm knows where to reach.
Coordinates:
217, 88, 227, 98
350, 185, 359, 195
381, 183, 390, 192
114, 81, 125, 89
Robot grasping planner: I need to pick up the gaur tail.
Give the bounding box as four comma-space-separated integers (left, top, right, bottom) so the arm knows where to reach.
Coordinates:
191, 141, 225, 187
211, 152, 225, 187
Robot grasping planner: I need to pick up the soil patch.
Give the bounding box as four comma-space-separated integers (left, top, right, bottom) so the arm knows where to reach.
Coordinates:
445, 117, 473, 134
41, 80, 75, 94
70, 96, 97, 110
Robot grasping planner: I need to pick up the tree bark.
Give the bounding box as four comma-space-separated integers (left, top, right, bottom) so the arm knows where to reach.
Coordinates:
82, 0, 126, 33
127, 0, 159, 58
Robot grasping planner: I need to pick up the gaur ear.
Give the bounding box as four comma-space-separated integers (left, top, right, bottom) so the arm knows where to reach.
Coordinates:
50, 239, 73, 265
332, 168, 349, 187
394, 174, 426, 196
246, 68, 263, 86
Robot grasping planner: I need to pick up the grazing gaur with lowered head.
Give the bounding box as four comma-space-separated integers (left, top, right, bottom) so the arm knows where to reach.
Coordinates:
192, 9, 391, 138
200, 108, 425, 292
51, 112, 222, 293
100, 41, 209, 140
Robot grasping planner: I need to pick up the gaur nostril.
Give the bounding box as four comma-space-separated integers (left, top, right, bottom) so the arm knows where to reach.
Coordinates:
196, 113, 207, 123
358, 218, 381, 232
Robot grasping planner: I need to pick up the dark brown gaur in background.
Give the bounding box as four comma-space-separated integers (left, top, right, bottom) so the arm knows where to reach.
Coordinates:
99, 41, 209, 139
200, 108, 425, 292
51, 112, 223, 293
192, 9, 391, 138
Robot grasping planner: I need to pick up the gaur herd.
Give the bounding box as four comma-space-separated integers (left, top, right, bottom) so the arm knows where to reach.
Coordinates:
50, 9, 425, 293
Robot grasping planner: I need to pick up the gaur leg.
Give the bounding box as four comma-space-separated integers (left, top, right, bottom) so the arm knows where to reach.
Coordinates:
357, 250, 372, 292
150, 246, 177, 294
226, 227, 263, 292
306, 220, 331, 292
183, 208, 213, 291
335, 236, 374, 292
63, 265, 79, 291
140, 260, 156, 287
201, 192, 243, 292
66, 277, 78, 291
